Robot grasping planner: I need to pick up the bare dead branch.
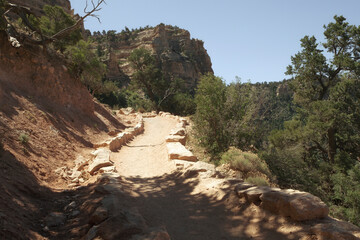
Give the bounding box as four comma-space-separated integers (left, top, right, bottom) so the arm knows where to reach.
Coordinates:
51, 0, 106, 40
2, 0, 106, 47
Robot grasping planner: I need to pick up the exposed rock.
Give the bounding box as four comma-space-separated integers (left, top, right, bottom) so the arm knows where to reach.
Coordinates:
44, 212, 66, 227
185, 161, 217, 178
89, 206, 109, 225
120, 107, 136, 115
64, 201, 77, 211
238, 186, 271, 204
74, 155, 87, 171
165, 135, 186, 145
88, 149, 113, 175
260, 189, 329, 221
166, 142, 197, 162
97, 24, 213, 92
131, 227, 171, 240
310, 220, 360, 240
234, 183, 255, 196
169, 128, 186, 136
173, 160, 194, 170
99, 166, 117, 174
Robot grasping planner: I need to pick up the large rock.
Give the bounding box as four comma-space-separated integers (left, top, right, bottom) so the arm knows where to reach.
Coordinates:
165, 135, 186, 145
260, 189, 329, 221
237, 186, 272, 204
101, 24, 213, 93
88, 149, 113, 175
310, 221, 360, 240
166, 142, 197, 162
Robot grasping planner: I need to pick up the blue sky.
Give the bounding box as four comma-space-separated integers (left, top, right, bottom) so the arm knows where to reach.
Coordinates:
70, 0, 360, 83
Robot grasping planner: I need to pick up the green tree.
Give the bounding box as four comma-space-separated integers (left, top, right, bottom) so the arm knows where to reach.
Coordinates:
194, 73, 228, 158
286, 15, 360, 163
36, 5, 82, 52
262, 15, 360, 226
128, 47, 176, 112
65, 40, 116, 96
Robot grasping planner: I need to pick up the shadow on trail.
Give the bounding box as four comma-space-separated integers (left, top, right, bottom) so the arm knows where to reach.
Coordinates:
120, 172, 311, 240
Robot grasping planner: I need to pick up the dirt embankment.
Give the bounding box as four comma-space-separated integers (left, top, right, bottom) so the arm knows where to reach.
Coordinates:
0, 33, 125, 239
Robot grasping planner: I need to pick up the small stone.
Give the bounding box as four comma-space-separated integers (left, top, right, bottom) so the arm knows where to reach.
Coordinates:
70, 210, 80, 217
44, 212, 66, 227
89, 206, 109, 225
64, 201, 77, 211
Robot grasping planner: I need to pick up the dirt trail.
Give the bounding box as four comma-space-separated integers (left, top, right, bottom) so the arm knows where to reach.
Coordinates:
112, 116, 312, 240
113, 116, 178, 178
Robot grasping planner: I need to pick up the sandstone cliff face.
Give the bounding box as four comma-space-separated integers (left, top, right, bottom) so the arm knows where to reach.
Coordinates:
98, 24, 213, 92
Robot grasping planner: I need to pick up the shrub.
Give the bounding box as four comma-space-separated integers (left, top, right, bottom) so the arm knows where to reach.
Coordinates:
245, 176, 270, 186
221, 147, 272, 179
19, 133, 29, 144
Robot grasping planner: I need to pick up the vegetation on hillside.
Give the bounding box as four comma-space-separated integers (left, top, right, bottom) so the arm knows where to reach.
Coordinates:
193, 16, 360, 226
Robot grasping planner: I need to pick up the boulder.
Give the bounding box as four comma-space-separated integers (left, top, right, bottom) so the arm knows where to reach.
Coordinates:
310, 221, 360, 240
89, 206, 109, 225
238, 186, 271, 204
166, 142, 197, 162
260, 189, 329, 221
86, 208, 147, 240
88, 149, 113, 175
234, 183, 255, 196
165, 135, 186, 145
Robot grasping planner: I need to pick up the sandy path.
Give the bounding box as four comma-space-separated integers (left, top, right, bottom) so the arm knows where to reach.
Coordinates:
112, 116, 312, 240
113, 116, 177, 178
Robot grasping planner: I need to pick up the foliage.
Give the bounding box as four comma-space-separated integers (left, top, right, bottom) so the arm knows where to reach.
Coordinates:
194, 73, 228, 157
128, 48, 190, 113
221, 147, 272, 180
34, 5, 82, 52
19, 133, 30, 144
225, 79, 294, 150
65, 40, 116, 96
128, 48, 165, 111
261, 15, 360, 226
0, 0, 6, 30
124, 89, 154, 112
245, 176, 270, 187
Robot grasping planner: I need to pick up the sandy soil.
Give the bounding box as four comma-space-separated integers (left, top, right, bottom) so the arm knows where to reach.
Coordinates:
112, 116, 315, 240
113, 116, 178, 178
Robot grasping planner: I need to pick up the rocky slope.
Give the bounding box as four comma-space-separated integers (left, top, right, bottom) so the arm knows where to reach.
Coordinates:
93, 24, 213, 92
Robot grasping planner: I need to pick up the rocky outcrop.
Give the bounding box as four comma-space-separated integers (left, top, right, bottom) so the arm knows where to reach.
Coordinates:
235, 183, 329, 221
94, 24, 213, 91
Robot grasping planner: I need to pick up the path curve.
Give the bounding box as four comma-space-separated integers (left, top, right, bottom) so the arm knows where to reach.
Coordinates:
112, 116, 313, 240
113, 116, 177, 178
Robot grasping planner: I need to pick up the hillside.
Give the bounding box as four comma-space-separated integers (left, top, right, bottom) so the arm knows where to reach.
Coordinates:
1, 1, 360, 239
91, 24, 213, 92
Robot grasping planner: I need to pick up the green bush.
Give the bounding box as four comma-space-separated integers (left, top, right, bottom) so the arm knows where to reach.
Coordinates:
194, 73, 228, 158
19, 133, 29, 144
221, 147, 272, 179
245, 176, 270, 186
